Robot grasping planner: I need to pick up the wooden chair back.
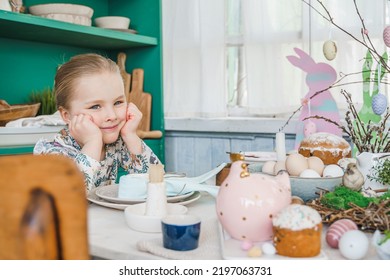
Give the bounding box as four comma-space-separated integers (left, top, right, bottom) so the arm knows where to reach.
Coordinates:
0, 154, 89, 259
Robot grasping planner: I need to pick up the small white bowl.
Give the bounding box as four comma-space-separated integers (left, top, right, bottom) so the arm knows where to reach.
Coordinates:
124, 203, 188, 233
94, 16, 130, 29
29, 4, 94, 18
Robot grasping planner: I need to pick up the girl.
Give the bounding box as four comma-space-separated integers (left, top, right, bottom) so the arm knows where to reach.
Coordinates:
34, 53, 160, 191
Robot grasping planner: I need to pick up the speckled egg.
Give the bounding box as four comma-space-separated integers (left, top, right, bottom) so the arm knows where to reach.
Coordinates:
323, 164, 344, 177
261, 242, 276, 255
339, 230, 369, 259
326, 219, 358, 249
285, 153, 308, 176
323, 40, 337, 61
307, 156, 325, 176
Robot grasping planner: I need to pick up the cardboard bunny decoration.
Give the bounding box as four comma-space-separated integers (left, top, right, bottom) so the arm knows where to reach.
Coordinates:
287, 48, 342, 149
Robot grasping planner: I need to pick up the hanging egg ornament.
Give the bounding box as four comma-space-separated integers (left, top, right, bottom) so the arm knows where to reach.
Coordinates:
372, 93, 388, 115
304, 120, 316, 137
323, 40, 337, 61
383, 26, 390, 47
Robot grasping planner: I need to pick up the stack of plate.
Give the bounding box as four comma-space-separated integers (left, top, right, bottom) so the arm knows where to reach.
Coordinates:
87, 184, 201, 210
29, 3, 94, 26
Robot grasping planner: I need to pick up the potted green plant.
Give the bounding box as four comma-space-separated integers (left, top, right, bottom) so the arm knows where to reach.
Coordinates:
28, 87, 56, 116
368, 156, 390, 187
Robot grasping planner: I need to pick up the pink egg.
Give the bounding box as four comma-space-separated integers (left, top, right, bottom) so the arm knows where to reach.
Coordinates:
326, 219, 358, 249
384, 26, 390, 47
240, 240, 253, 251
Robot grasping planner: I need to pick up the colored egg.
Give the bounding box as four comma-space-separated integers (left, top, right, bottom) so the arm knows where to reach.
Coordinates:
326, 219, 358, 248
323, 40, 337, 61
383, 26, 390, 47
372, 93, 388, 115
247, 246, 262, 257
339, 230, 369, 259
240, 240, 253, 251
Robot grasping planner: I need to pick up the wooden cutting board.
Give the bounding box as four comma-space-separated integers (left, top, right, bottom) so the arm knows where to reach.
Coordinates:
130, 68, 152, 133
117, 52, 131, 98
117, 55, 162, 139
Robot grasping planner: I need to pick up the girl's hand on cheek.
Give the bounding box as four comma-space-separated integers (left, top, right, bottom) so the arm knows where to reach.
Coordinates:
121, 102, 142, 139
68, 114, 102, 147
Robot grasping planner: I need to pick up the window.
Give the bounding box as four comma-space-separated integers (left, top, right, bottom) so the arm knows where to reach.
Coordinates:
163, 0, 388, 119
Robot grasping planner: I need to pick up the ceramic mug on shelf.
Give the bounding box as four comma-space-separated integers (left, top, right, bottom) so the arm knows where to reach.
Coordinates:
161, 215, 201, 251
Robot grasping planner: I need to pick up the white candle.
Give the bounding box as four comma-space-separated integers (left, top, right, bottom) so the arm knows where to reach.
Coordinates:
145, 164, 168, 217
276, 132, 286, 161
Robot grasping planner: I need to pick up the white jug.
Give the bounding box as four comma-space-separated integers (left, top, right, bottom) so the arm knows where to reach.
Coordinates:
356, 152, 390, 191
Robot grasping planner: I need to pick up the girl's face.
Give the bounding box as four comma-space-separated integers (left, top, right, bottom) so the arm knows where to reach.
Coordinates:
61, 71, 127, 144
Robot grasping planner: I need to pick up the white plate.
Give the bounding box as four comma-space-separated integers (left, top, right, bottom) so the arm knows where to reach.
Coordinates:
244, 151, 277, 162
218, 223, 328, 260
95, 184, 194, 204
87, 188, 201, 210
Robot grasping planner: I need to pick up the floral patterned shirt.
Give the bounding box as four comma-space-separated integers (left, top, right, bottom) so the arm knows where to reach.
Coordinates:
34, 128, 160, 191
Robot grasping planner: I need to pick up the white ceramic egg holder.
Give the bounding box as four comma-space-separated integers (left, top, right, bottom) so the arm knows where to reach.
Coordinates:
124, 165, 188, 233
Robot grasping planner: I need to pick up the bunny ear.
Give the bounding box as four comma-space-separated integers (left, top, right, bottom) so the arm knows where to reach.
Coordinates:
286, 48, 316, 73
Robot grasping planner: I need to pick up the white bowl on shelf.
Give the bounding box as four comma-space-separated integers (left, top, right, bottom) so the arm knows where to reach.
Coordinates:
94, 16, 130, 29
29, 3, 94, 26
29, 3, 94, 17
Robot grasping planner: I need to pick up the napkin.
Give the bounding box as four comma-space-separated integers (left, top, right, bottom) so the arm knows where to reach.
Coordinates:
5, 111, 65, 127
137, 218, 222, 260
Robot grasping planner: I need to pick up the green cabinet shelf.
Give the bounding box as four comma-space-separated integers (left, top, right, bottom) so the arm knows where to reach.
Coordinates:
0, 0, 165, 162
0, 10, 157, 49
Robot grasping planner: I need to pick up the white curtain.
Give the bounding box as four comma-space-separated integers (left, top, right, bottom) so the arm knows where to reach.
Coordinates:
162, 0, 226, 118
163, 0, 387, 118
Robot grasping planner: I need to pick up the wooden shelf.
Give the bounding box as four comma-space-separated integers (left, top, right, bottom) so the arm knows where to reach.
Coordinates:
0, 10, 157, 49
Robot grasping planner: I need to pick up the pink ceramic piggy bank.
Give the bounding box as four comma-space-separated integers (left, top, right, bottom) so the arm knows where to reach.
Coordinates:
216, 161, 291, 242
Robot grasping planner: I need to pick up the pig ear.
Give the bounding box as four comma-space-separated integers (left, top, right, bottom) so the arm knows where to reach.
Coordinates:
286, 47, 316, 73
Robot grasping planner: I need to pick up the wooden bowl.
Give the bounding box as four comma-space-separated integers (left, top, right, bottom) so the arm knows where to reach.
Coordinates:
0, 103, 41, 126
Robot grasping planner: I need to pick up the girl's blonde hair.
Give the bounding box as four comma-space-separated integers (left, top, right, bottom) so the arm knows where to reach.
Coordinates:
55, 53, 120, 109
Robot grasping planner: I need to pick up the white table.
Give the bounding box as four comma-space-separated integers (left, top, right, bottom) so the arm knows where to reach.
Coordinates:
87, 192, 379, 260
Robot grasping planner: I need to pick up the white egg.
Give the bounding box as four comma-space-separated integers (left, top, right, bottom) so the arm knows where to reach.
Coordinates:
323, 40, 337, 61
261, 242, 276, 255
299, 169, 321, 178
323, 164, 344, 177
273, 160, 286, 175
307, 156, 325, 176
262, 160, 276, 175
285, 153, 308, 176
338, 230, 369, 260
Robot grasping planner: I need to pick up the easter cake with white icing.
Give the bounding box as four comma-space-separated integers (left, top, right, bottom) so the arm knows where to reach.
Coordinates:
298, 132, 351, 165
272, 204, 322, 257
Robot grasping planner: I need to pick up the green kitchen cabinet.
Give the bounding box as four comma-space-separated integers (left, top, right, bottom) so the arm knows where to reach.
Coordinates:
0, 0, 165, 162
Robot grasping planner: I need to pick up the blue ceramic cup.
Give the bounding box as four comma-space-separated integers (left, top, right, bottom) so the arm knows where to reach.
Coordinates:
161, 215, 201, 251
